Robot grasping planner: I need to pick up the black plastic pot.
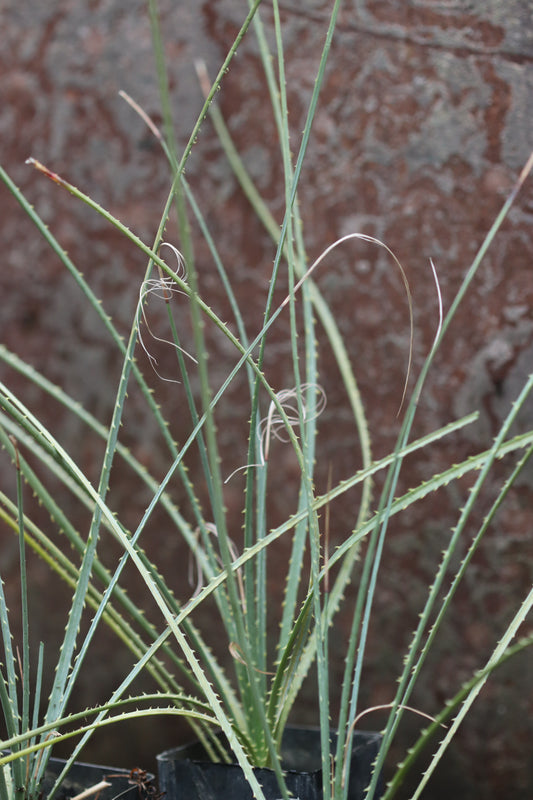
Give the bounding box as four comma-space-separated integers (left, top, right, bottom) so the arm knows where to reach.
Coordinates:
157, 727, 383, 800
30, 757, 154, 800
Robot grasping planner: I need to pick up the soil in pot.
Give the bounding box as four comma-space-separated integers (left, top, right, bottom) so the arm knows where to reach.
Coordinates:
40, 759, 156, 800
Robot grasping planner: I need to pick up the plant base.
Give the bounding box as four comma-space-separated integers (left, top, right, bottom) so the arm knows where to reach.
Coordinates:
157, 727, 383, 800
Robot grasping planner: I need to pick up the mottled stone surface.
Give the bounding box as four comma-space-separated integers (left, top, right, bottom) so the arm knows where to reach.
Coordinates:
1, 1, 533, 795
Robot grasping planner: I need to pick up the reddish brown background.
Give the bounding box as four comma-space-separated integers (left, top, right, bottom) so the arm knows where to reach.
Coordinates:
1, 2, 533, 797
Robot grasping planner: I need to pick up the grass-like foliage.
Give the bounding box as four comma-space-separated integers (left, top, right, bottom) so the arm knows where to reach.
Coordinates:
1, 2, 533, 799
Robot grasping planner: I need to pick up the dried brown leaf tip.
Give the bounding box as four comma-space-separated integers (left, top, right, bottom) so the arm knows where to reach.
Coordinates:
25, 157, 66, 187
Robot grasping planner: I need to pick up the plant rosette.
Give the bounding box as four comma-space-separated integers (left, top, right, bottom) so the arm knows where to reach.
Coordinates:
1, 2, 533, 800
